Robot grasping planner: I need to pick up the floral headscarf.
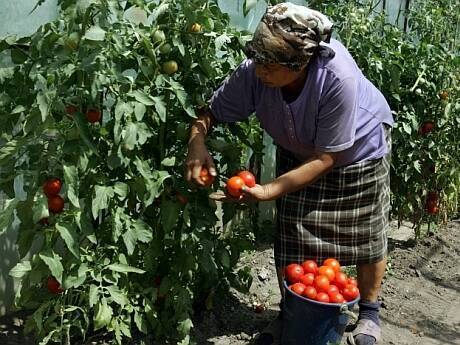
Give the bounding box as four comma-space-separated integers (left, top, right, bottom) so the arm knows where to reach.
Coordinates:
245, 3, 333, 70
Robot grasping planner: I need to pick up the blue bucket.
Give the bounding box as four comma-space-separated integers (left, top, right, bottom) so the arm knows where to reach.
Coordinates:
281, 281, 359, 345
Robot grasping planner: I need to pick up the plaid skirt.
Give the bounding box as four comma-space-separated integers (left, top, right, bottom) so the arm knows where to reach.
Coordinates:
274, 128, 391, 267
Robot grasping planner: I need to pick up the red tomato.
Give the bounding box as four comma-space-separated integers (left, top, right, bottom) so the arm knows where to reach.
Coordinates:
347, 277, 358, 287
237, 170, 256, 188
318, 265, 335, 282
327, 284, 339, 296
47, 277, 63, 294
290, 282, 306, 295
85, 108, 101, 123
65, 105, 77, 116
299, 273, 315, 286
302, 285, 317, 300
226, 176, 245, 198
199, 167, 215, 187
316, 292, 330, 303
48, 195, 65, 214
419, 121, 435, 135
323, 258, 341, 273
426, 205, 439, 215
176, 192, 188, 205
333, 271, 348, 290
285, 264, 304, 284
314, 275, 330, 293
301, 259, 318, 275
329, 292, 345, 304
43, 178, 62, 198
342, 284, 360, 301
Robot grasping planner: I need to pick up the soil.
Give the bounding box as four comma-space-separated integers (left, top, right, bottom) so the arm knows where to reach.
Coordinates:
1, 221, 459, 345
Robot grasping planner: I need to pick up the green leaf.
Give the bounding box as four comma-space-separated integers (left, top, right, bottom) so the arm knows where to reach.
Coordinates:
63, 164, 79, 208
94, 299, 113, 330
122, 226, 137, 255
402, 122, 412, 135
153, 96, 166, 122
113, 182, 128, 198
132, 218, 153, 243
56, 222, 80, 259
92, 185, 114, 219
84, 25, 106, 41
39, 250, 63, 283
0, 198, 18, 235
106, 263, 145, 274
129, 90, 155, 106
37, 92, 49, 122
161, 157, 175, 167
32, 195, 49, 224
160, 200, 181, 235
106, 285, 129, 306
134, 102, 146, 121
134, 310, 148, 334
177, 318, 193, 337
243, 0, 257, 16
89, 284, 99, 307
9, 260, 31, 278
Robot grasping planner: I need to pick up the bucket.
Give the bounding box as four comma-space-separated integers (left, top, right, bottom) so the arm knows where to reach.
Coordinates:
281, 281, 359, 345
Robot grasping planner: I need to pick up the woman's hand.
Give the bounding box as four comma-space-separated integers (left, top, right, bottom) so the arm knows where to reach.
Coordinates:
185, 140, 217, 187
209, 184, 274, 203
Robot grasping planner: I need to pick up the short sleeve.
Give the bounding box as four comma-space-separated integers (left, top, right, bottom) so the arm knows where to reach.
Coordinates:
209, 60, 255, 123
314, 77, 358, 152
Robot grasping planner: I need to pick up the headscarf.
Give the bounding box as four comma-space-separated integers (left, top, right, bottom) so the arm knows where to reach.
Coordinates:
245, 3, 333, 70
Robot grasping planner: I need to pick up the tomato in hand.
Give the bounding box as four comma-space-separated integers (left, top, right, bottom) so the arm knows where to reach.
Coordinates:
316, 292, 330, 303
285, 263, 304, 284
299, 273, 315, 286
199, 167, 215, 187
323, 258, 341, 273
333, 271, 348, 290
43, 178, 62, 197
342, 284, 360, 301
48, 195, 65, 214
237, 170, 256, 188
318, 265, 335, 282
47, 277, 63, 294
226, 176, 245, 198
314, 275, 330, 292
302, 285, 317, 300
290, 282, 306, 295
301, 259, 318, 275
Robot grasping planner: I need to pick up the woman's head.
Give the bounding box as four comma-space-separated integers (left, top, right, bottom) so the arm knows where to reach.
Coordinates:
254, 62, 307, 88
245, 3, 333, 76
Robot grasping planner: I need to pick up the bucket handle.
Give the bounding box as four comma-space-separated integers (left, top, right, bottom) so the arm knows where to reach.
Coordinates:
340, 304, 358, 322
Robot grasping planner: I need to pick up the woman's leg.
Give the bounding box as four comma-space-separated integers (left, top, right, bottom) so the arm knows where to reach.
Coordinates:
357, 257, 386, 302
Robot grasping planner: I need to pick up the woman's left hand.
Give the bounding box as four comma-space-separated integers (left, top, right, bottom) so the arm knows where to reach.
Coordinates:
209, 184, 273, 203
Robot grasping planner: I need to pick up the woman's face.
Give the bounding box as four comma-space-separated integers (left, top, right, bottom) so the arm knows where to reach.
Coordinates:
254, 63, 306, 88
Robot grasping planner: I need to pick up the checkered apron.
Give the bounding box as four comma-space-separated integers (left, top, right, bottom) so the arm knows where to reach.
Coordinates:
274, 127, 391, 267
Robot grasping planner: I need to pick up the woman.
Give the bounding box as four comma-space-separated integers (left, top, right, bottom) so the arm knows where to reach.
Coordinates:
185, 3, 392, 345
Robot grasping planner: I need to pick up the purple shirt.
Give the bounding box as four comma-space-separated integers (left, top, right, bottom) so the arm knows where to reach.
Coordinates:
209, 39, 394, 167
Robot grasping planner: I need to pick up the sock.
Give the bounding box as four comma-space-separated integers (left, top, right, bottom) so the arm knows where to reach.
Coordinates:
355, 300, 380, 345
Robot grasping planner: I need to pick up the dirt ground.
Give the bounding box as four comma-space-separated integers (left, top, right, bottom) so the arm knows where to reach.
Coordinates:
1, 221, 459, 345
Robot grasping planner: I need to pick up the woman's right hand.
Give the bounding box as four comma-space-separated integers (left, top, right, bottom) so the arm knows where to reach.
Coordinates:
185, 140, 217, 187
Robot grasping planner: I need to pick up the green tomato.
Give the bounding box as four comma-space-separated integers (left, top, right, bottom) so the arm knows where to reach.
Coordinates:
153, 30, 165, 42
162, 60, 178, 75
159, 43, 172, 54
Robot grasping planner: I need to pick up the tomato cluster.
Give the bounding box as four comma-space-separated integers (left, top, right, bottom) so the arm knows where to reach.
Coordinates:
225, 170, 256, 197
425, 191, 439, 215
42, 178, 64, 222
285, 258, 360, 304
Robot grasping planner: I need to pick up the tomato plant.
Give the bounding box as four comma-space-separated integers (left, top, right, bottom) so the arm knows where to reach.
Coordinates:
1, 1, 259, 344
